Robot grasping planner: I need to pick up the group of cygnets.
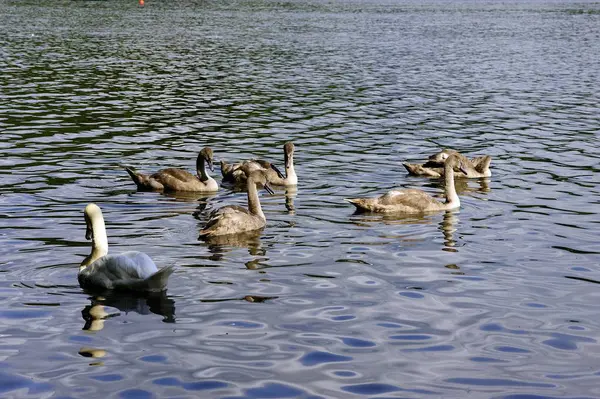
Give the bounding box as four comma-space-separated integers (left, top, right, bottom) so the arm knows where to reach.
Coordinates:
79, 143, 491, 294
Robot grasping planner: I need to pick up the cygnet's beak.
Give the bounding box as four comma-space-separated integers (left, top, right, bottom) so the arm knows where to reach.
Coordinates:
264, 182, 275, 195
270, 164, 285, 179
459, 163, 469, 175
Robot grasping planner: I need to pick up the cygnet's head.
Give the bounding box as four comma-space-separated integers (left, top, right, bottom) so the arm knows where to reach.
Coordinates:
246, 170, 274, 194
283, 142, 295, 169
284, 142, 295, 155
429, 149, 458, 163
445, 154, 469, 175
199, 147, 214, 172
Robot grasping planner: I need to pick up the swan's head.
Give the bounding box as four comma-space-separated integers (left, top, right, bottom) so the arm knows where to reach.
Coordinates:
247, 170, 274, 195
84, 203, 103, 240
200, 147, 214, 172
429, 149, 458, 163
445, 154, 469, 175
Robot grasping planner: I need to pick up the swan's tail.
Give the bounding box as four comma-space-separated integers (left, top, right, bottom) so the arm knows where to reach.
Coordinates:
143, 265, 175, 292
221, 160, 241, 181
115, 265, 175, 292
473, 155, 492, 173
344, 198, 378, 212
344, 198, 364, 208
220, 160, 230, 177
402, 163, 421, 175
120, 165, 152, 189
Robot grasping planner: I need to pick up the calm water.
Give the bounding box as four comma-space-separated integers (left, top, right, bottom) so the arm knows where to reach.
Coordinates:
1, 0, 600, 397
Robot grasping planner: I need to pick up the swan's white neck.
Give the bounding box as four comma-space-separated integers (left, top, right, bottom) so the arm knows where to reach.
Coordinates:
81, 205, 108, 271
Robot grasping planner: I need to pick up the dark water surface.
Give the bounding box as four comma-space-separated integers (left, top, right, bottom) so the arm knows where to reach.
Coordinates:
1, 0, 600, 397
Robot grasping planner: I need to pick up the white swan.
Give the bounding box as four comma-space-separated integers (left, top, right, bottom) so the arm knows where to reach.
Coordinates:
79, 203, 173, 292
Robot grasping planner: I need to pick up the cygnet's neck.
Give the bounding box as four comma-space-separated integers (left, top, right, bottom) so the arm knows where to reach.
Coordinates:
196, 154, 210, 182
284, 152, 298, 185
246, 178, 265, 220
443, 161, 460, 209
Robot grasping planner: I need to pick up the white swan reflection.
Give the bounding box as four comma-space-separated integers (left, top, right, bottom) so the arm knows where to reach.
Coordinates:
81, 291, 175, 332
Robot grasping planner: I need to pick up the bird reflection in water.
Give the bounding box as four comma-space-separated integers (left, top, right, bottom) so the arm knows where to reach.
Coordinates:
445, 263, 464, 275
81, 291, 175, 332
201, 230, 265, 262
162, 191, 218, 204
350, 209, 462, 251
190, 194, 218, 220
410, 175, 490, 202
282, 187, 297, 213
78, 347, 107, 366
199, 295, 278, 303
452, 177, 490, 195
440, 210, 459, 251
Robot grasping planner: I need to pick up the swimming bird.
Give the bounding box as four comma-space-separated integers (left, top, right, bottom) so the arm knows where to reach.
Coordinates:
123, 147, 218, 192
220, 142, 297, 186
79, 203, 173, 292
346, 154, 465, 213
199, 169, 274, 238
403, 149, 491, 178
220, 159, 281, 185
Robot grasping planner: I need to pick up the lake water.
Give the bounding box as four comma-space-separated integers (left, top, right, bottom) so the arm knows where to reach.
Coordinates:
1, 0, 600, 397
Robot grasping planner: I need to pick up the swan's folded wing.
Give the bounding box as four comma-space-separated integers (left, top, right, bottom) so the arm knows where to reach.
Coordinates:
380, 189, 439, 208
90, 251, 158, 280
152, 168, 197, 183
200, 206, 258, 237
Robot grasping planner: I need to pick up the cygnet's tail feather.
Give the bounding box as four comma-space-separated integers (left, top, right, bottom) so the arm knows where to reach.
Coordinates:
344, 198, 361, 207
121, 165, 150, 188
220, 160, 236, 179
345, 198, 374, 212
402, 163, 421, 175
